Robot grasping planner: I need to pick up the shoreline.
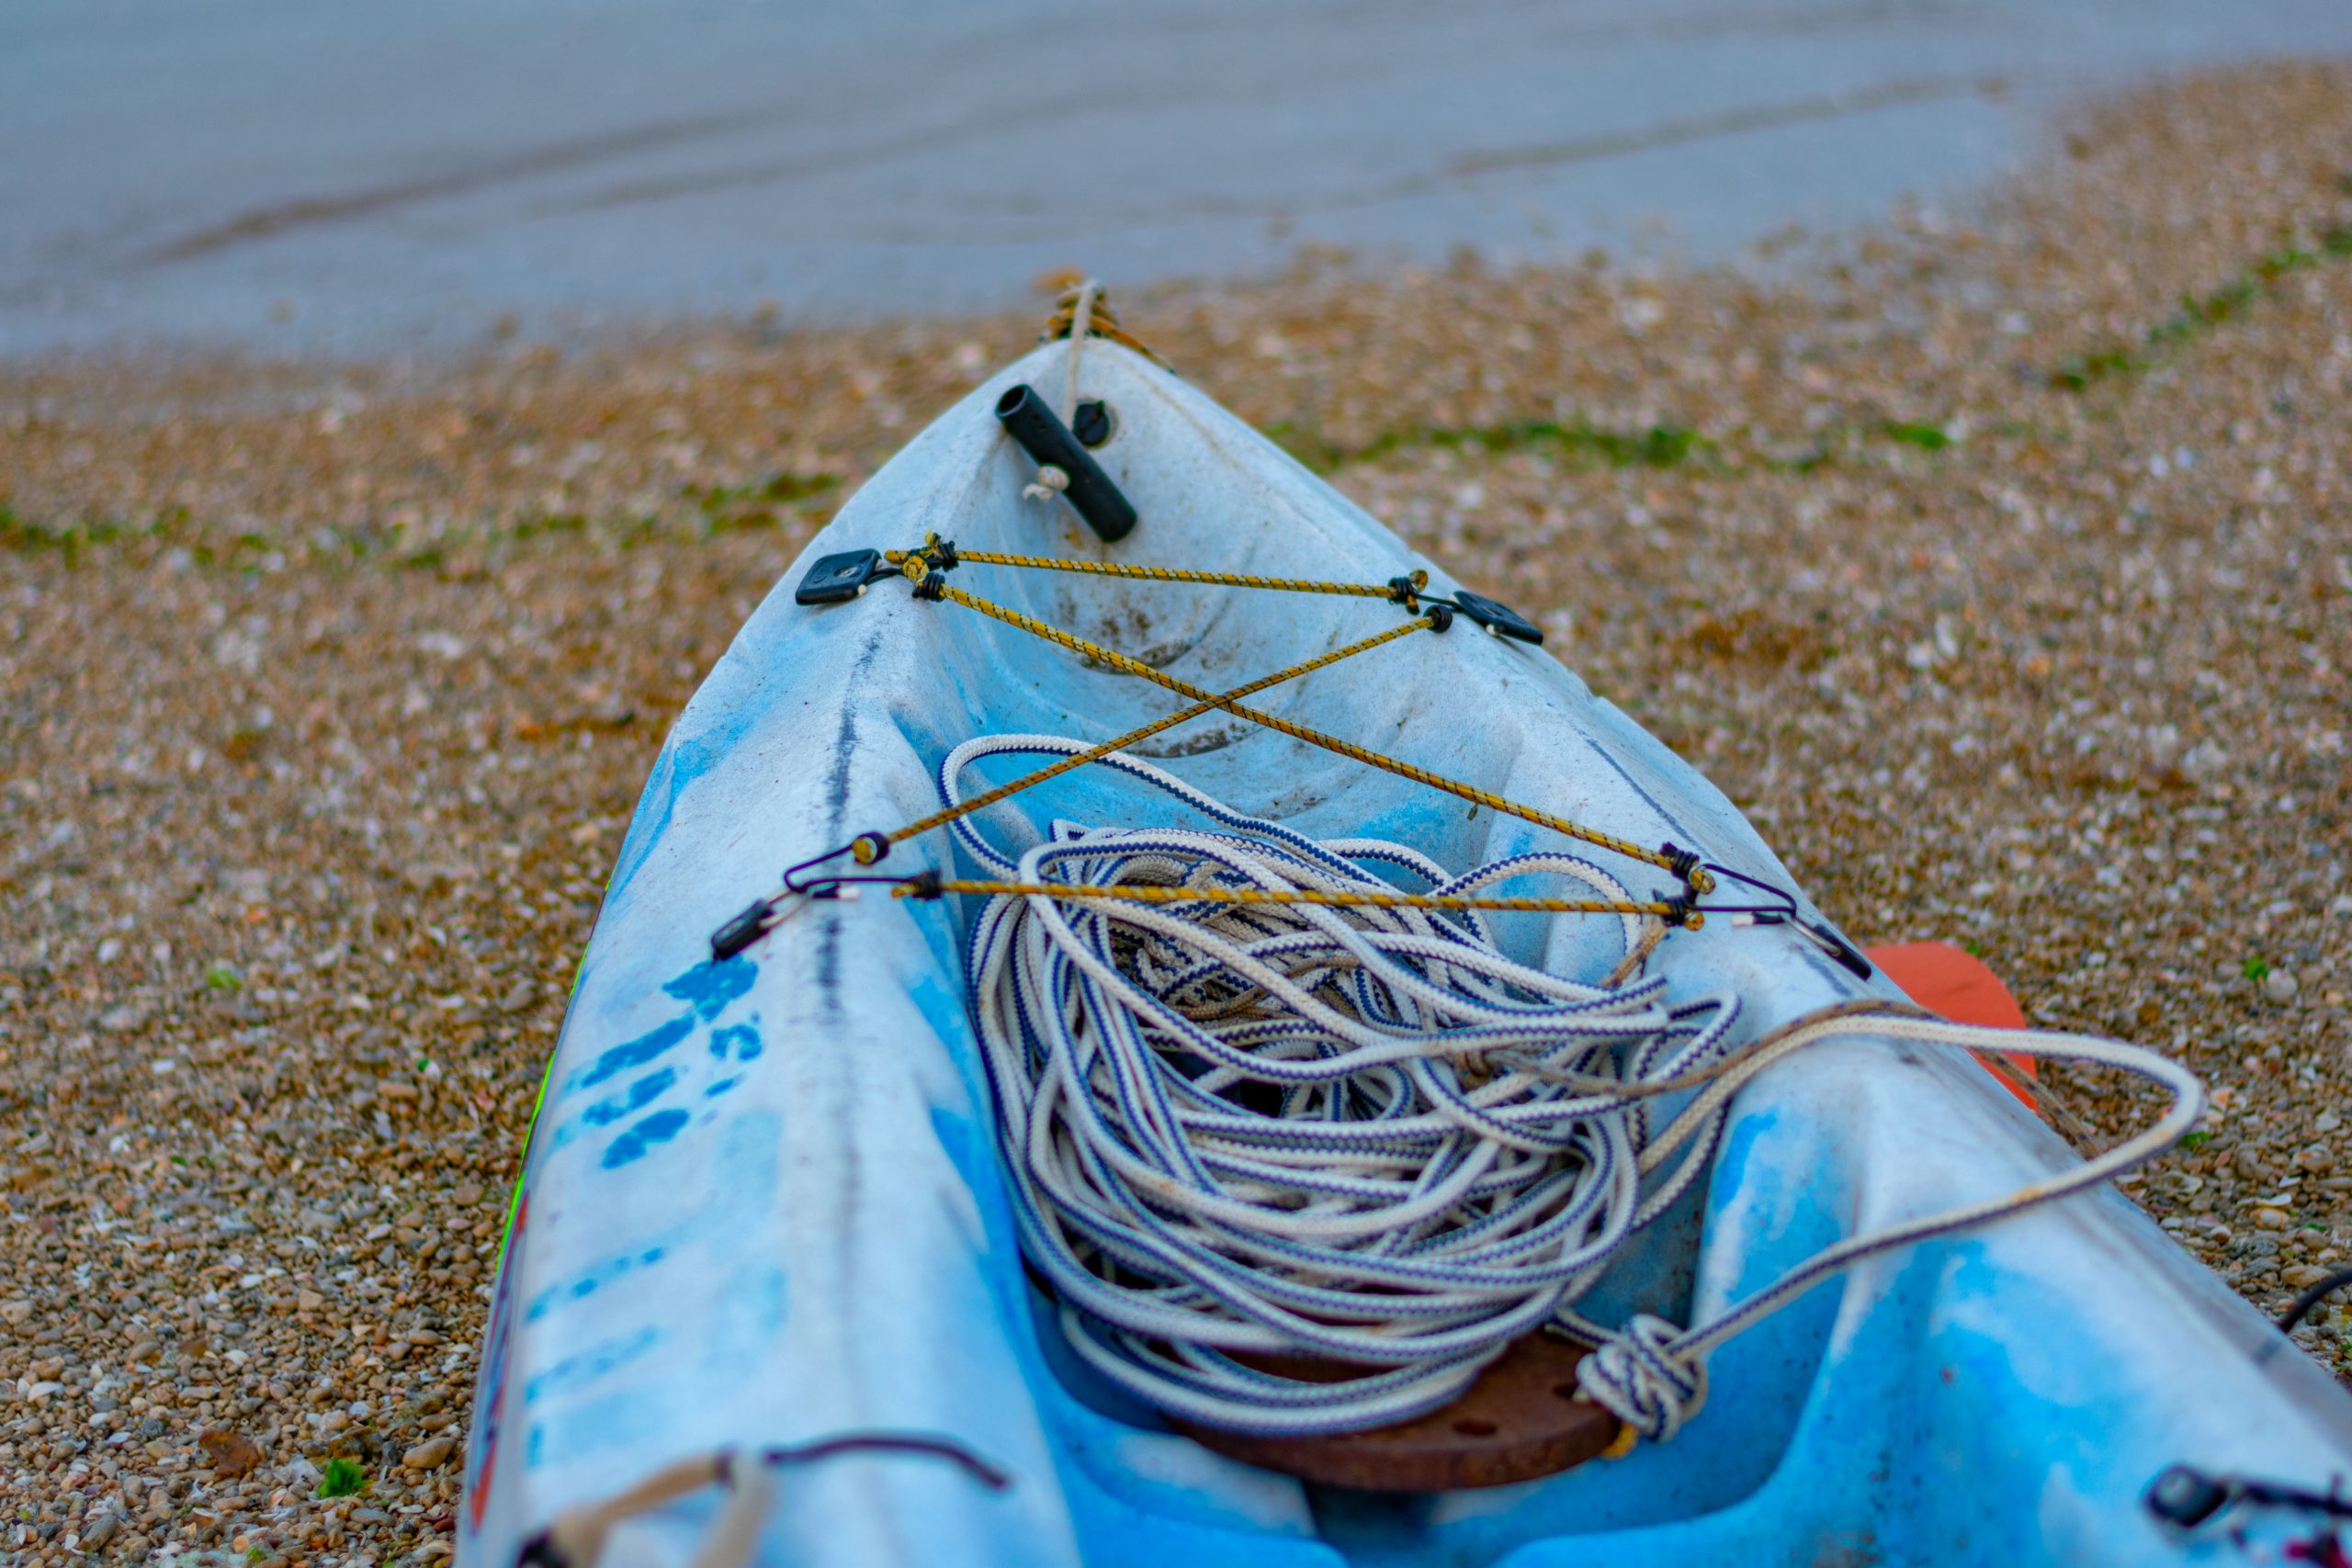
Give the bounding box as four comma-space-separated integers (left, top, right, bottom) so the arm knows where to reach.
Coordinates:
9, 0, 2351, 360
1, 57, 2348, 1562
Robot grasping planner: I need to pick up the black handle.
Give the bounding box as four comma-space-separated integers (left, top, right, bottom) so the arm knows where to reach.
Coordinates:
995, 383, 1136, 543
710, 898, 777, 962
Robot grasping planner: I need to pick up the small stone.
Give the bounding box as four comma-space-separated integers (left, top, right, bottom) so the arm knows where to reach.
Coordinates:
0, 1301, 31, 1325
296, 1291, 325, 1314
497, 983, 537, 1014
2285, 1263, 2333, 1289
401, 1435, 457, 1470
2330, 894, 2352, 919
81, 1514, 121, 1551
198, 1429, 264, 1477
126, 1338, 163, 1363
2261, 968, 2299, 1003
99, 1005, 150, 1032
451, 1182, 484, 1206
2251, 1207, 2290, 1231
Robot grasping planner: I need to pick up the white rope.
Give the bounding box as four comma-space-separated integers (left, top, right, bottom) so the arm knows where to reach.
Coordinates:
1571, 1010, 2204, 1441
1062, 278, 1100, 421
939, 735, 2203, 1442
1021, 280, 1100, 506
948, 736, 1739, 1433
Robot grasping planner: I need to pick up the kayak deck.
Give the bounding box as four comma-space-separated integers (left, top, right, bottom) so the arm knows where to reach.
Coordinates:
460, 336, 2352, 1568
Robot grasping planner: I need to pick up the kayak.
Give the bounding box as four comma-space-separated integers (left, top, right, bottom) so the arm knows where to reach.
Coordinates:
460, 317, 2352, 1568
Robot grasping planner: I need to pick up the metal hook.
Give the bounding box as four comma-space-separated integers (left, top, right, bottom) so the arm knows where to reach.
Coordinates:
1698, 862, 1872, 980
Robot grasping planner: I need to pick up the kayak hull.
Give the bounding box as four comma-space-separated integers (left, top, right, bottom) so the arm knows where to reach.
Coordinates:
461, 339, 2352, 1568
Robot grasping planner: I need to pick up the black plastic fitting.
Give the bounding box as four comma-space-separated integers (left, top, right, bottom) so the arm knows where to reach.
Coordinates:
1449, 591, 1544, 645
2143, 1467, 2233, 1529
795, 548, 894, 605
995, 384, 1137, 542
710, 898, 777, 961
1071, 400, 1114, 448
1801, 919, 1875, 981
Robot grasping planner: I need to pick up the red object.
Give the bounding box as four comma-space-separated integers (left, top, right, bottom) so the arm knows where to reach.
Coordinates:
1864, 941, 2038, 1108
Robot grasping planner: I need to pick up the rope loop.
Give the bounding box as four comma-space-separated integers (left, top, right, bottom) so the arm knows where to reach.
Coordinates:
1575, 1313, 1707, 1441
1039, 279, 1170, 366
1022, 464, 1071, 502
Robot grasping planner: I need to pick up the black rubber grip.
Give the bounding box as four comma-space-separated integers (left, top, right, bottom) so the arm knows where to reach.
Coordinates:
710, 899, 775, 962
995, 384, 1137, 543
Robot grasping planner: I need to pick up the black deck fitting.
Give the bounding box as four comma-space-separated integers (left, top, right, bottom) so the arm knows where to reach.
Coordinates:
996, 383, 1138, 543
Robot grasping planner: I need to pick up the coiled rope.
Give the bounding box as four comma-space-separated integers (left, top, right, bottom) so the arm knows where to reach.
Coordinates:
948, 735, 1733, 1432
937, 738, 2203, 1439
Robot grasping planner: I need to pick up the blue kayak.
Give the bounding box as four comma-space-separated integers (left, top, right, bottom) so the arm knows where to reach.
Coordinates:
460, 322, 2352, 1568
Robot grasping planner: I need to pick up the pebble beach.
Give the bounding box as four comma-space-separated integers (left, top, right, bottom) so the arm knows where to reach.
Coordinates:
2, 56, 2350, 1566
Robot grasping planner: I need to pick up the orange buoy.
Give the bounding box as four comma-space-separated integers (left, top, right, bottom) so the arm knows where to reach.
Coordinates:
1863, 941, 2038, 1109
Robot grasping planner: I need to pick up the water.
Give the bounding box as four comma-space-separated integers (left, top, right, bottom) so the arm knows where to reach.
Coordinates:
3, 0, 2345, 357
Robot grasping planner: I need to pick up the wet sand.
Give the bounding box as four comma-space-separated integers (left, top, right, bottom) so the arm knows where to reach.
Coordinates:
8, 0, 2352, 355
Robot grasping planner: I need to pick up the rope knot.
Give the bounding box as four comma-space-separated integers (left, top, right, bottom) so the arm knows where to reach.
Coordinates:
1023, 464, 1071, 502
1576, 1314, 1706, 1442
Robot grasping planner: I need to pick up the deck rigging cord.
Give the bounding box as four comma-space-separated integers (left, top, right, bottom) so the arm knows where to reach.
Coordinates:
517, 1434, 1012, 1568
892, 542, 1445, 602
701, 367, 2198, 1449
904, 559, 1702, 884
710, 536, 1804, 962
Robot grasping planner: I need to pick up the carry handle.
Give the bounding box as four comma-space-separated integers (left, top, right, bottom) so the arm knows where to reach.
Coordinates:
996, 383, 1137, 542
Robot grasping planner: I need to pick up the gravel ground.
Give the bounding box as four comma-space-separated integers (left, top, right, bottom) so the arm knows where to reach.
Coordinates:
4, 57, 2351, 1565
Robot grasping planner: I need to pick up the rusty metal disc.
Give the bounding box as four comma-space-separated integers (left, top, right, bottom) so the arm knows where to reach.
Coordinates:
1170, 1332, 1622, 1491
